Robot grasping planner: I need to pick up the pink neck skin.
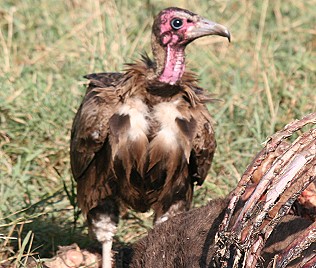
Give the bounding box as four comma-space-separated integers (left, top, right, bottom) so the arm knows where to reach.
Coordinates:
155, 11, 188, 85
158, 46, 185, 85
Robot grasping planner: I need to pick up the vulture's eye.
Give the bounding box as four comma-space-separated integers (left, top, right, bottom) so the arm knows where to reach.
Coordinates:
170, 18, 183, 30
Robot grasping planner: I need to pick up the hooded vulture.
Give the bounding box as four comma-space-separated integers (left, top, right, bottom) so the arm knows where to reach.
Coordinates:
70, 7, 230, 268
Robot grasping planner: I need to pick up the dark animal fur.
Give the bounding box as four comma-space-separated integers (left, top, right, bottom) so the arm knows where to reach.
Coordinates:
129, 198, 315, 268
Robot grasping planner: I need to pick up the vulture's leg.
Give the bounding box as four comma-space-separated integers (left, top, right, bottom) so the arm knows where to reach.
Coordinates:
87, 198, 119, 268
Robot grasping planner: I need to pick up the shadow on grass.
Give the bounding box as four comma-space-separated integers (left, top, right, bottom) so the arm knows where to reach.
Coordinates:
19, 218, 93, 258
10, 217, 133, 267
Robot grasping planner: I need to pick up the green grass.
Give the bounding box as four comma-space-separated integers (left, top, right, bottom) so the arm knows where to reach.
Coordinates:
0, 0, 315, 265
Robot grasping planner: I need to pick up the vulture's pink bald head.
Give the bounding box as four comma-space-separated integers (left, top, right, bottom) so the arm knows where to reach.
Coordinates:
152, 7, 230, 48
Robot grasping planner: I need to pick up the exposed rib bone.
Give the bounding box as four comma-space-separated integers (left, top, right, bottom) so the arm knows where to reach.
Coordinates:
298, 253, 316, 268
214, 112, 316, 268
245, 159, 316, 267
235, 129, 316, 234
218, 113, 316, 235
269, 221, 316, 268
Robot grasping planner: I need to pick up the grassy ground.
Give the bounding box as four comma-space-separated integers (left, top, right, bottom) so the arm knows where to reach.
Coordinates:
0, 0, 315, 266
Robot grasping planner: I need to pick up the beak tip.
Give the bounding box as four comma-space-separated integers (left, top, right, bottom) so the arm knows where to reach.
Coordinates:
224, 29, 231, 42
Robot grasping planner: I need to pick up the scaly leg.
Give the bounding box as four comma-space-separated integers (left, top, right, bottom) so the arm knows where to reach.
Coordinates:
87, 198, 119, 268
100, 225, 116, 268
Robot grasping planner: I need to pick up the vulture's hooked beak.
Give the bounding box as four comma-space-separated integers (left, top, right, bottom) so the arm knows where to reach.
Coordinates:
187, 17, 231, 42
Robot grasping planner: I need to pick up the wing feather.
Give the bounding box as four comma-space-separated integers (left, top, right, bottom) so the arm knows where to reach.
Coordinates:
190, 104, 216, 185
70, 73, 123, 214
70, 73, 122, 180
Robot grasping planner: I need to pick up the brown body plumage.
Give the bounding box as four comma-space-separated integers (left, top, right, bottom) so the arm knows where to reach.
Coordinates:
70, 7, 230, 267
71, 61, 215, 217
